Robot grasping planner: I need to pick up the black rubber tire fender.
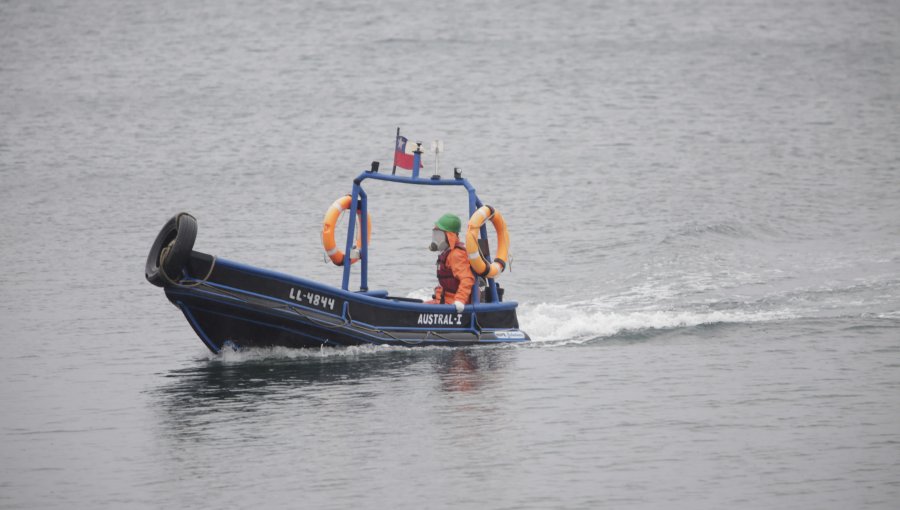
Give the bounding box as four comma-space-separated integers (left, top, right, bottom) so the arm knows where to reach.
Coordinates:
145, 212, 198, 287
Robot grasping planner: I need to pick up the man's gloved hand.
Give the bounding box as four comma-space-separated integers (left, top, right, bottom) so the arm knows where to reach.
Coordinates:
453, 301, 465, 313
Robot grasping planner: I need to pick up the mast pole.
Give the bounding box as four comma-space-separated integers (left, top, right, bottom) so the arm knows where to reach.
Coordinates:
392, 127, 399, 175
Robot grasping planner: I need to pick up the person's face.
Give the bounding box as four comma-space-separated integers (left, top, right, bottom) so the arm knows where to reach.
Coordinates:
430, 228, 448, 251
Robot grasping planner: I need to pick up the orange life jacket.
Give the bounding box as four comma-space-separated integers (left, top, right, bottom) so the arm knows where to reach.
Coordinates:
436, 242, 466, 294
432, 231, 475, 304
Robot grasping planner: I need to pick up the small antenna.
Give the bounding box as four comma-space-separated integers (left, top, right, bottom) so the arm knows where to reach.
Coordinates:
431, 140, 444, 179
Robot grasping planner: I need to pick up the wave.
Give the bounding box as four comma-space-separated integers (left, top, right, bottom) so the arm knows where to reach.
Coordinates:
517, 302, 794, 345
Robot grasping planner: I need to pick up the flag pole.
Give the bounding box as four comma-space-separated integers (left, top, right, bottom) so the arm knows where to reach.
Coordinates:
392, 127, 399, 175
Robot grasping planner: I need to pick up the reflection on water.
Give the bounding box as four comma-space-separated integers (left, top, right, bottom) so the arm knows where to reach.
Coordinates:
155, 349, 418, 404
155, 347, 515, 402
432, 349, 511, 393
150, 346, 516, 444
439, 350, 480, 392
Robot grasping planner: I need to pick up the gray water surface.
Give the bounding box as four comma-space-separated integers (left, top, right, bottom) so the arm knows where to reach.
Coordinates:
2, 0, 899, 508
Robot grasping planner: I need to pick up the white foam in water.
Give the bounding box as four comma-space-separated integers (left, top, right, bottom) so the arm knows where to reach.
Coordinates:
211, 343, 422, 362
518, 302, 795, 344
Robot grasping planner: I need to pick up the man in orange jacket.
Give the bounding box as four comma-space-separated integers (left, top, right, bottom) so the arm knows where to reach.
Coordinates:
427, 213, 474, 312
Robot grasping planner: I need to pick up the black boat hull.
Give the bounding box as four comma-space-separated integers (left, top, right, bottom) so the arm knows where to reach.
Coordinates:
162, 252, 530, 352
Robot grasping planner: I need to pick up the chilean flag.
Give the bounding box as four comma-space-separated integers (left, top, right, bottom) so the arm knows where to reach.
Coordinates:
394, 135, 421, 170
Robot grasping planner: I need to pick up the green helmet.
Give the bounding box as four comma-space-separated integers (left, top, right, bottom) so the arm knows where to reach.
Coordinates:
434, 213, 461, 233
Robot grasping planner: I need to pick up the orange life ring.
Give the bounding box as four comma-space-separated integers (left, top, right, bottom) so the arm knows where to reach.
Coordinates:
322, 195, 371, 265
465, 205, 509, 278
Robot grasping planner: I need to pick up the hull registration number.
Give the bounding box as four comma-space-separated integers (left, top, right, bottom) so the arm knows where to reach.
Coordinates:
289, 288, 336, 311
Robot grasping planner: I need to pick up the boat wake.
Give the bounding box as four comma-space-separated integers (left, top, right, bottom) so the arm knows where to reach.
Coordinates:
517, 269, 900, 345
517, 301, 795, 345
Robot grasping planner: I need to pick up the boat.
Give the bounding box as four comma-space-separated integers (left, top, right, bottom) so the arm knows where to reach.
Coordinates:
145, 143, 530, 352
